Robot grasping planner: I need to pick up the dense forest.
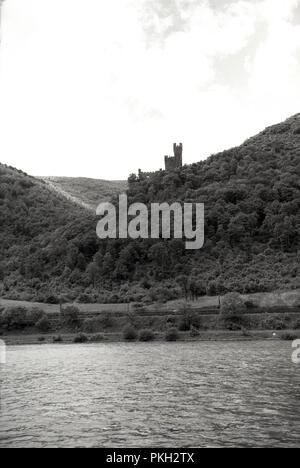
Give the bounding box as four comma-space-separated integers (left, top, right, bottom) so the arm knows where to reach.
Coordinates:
0, 114, 299, 303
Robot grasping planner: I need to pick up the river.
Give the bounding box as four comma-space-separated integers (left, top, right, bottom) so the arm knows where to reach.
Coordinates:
0, 341, 299, 447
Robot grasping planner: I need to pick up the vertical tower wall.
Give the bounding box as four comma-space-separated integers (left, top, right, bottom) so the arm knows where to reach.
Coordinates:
165, 143, 183, 171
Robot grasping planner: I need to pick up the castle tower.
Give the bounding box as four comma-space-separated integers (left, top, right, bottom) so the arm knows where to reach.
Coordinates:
165, 143, 183, 171
173, 143, 183, 166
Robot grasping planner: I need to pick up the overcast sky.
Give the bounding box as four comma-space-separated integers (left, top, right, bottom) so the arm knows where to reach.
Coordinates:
0, 0, 300, 179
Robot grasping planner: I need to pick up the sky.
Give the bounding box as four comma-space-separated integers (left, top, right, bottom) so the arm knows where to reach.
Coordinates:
0, 0, 300, 180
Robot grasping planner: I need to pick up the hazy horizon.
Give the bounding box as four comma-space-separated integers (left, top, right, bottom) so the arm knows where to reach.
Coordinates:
1, 0, 300, 179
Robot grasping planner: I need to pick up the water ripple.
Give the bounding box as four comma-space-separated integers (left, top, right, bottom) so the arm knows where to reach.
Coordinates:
0, 341, 299, 448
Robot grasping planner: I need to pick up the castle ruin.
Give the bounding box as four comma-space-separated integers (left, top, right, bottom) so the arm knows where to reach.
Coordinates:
165, 143, 183, 171
138, 143, 183, 178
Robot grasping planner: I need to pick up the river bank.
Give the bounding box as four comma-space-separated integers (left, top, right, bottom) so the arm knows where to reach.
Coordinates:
2, 329, 299, 346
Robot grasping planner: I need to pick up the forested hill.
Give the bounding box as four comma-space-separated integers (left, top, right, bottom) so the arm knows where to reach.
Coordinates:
129, 113, 300, 207
1, 114, 300, 303
0, 164, 97, 302
115, 113, 299, 301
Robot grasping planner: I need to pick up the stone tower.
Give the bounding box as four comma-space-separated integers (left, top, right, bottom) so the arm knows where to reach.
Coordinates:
165, 143, 183, 171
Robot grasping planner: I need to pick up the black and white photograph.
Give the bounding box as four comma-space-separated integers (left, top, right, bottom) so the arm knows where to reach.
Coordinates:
0, 0, 299, 451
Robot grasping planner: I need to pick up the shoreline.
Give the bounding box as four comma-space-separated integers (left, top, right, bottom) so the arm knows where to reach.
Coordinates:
2, 329, 298, 346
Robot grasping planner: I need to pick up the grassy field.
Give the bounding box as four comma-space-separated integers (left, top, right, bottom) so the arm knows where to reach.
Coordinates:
1, 288, 299, 315
0, 299, 133, 315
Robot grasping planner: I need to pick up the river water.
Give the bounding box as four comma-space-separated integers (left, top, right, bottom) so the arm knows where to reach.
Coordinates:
0, 341, 299, 448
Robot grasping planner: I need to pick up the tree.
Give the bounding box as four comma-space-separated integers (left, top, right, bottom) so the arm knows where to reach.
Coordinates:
221, 293, 246, 319
86, 262, 101, 287
176, 275, 189, 300
61, 306, 81, 329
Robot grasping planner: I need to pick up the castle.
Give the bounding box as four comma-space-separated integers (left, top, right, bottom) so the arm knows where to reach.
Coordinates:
165, 143, 183, 171
138, 143, 183, 178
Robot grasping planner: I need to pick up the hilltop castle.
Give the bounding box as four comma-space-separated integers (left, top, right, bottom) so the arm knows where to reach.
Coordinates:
138, 143, 183, 178
165, 143, 183, 171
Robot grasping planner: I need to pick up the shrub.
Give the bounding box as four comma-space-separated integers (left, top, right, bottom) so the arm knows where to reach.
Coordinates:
1, 307, 28, 330
221, 293, 246, 319
165, 328, 180, 342
101, 313, 115, 329
139, 329, 155, 342
53, 335, 63, 343
263, 315, 287, 330
178, 316, 191, 331
61, 306, 81, 329
38, 336, 46, 342
123, 326, 138, 341
241, 327, 252, 337
190, 327, 200, 338
46, 296, 60, 304
280, 332, 299, 341
224, 321, 242, 331
26, 308, 44, 326
179, 312, 201, 331
35, 316, 52, 333
73, 333, 88, 343
292, 319, 300, 330
77, 293, 94, 304
82, 318, 102, 334
166, 315, 177, 326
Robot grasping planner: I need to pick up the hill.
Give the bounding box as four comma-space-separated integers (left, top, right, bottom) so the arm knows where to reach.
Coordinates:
39, 177, 127, 210
0, 164, 98, 302
0, 114, 299, 303
117, 113, 299, 299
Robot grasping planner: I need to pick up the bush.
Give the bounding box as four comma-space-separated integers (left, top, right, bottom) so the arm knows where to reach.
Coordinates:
38, 336, 46, 342
221, 293, 246, 319
53, 335, 63, 343
73, 333, 89, 343
190, 327, 200, 337
165, 328, 180, 342
35, 316, 52, 333
292, 319, 300, 330
179, 312, 201, 331
139, 329, 155, 342
123, 326, 138, 341
241, 327, 252, 337
46, 296, 60, 304
26, 308, 44, 326
223, 320, 242, 331
178, 316, 191, 331
61, 306, 81, 329
1, 307, 28, 330
101, 313, 115, 329
263, 315, 287, 330
166, 315, 177, 326
280, 332, 299, 341
82, 318, 102, 334
77, 294, 94, 304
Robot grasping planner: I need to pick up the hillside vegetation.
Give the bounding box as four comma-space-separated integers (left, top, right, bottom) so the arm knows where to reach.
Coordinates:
40, 177, 127, 210
0, 164, 97, 302
1, 114, 299, 303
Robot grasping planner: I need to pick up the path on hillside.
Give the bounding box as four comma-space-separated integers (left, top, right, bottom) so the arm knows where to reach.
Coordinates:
41, 178, 95, 212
